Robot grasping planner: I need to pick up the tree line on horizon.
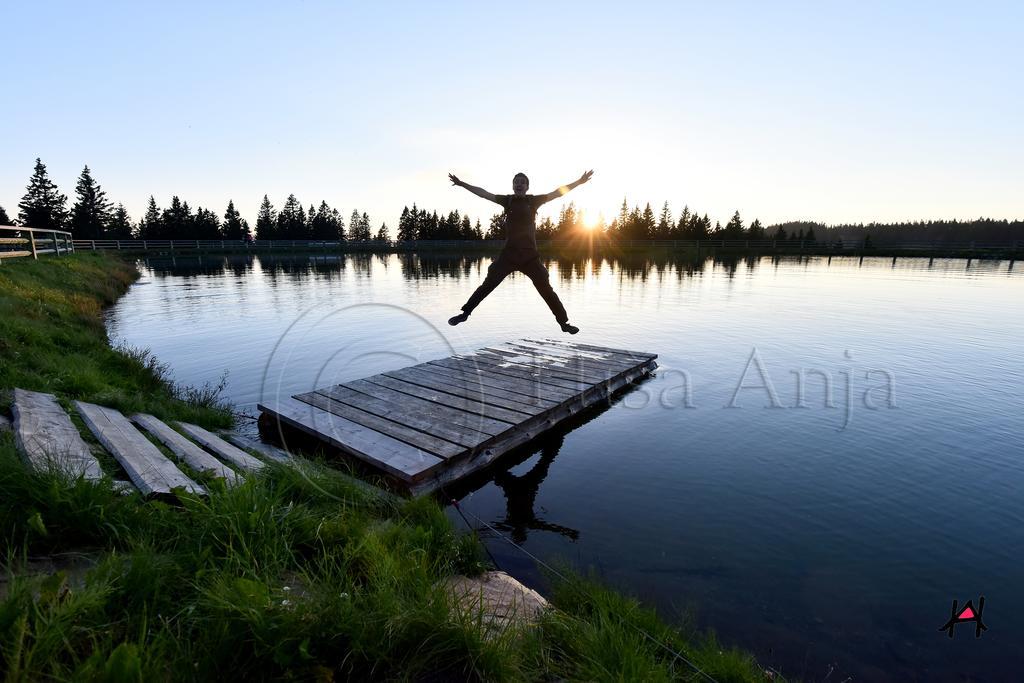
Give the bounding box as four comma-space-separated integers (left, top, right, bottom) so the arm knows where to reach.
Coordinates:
5, 158, 1022, 244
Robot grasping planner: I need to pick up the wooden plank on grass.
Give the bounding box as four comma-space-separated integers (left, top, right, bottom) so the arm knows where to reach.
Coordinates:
74, 401, 203, 497
175, 422, 266, 473
226, 434, 293, 464
131, 413, 241, 485
12, 389, 104, 481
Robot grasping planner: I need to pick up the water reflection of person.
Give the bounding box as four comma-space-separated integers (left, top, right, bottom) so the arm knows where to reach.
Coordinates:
492, 435, 579, 543
446, 170, 592, 334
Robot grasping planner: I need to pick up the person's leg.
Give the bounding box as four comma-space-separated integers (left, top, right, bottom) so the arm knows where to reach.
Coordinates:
519, 257, 579, 333
449, 253, 515, 325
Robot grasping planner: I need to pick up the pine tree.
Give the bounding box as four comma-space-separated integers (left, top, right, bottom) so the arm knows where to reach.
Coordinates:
639, 203, 656, 239
350, 210, 362, 240
361, 212, 371, 241
617, 198, 629, 238
255, 195, 276, 240
68, 165, 112, 239
18, 158, 67, 230
675, 205, 691, 238
193, 207, 221, 239
222, 200, 248, 240
656, 201, 672, 239
138, 196, 162, 239
161, 197, 193, 238
277, 194, 306, 239
773, 226, 787, 241
725, 210, 744, 238
397, 206, 414, 241
376, 222, 389, 241
107, 204, 134, 239
0, 205, 13, 226
748, 218, 765, 239
805, 226, 816, 243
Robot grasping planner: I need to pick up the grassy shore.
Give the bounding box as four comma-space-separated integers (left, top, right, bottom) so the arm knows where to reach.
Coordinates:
0, 253, 774, 681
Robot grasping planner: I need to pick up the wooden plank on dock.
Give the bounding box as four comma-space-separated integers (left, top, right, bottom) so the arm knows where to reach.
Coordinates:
175, 422, 266, 473
295, 390, 467, 458
317, 382, 501, 444
74, 401, 204, 497
345, 378, 515, 434
12, 389, 105, 481
429, 356, 585, 396
526, 338, 657, 362
131, 413, 242, 485
257, 396, 444, 482
500, 340, 639, 371
384, 365, 559, 412
475, 347, 622, 383
385, 362, 561, 411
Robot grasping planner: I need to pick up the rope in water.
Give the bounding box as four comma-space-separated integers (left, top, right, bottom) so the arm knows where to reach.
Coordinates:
448, 494, 719, 683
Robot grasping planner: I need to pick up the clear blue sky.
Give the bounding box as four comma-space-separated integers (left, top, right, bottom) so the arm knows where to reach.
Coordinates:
2, 1, 1021, 230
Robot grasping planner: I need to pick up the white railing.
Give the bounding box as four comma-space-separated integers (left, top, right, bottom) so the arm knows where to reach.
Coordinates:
0, 225, 75, 261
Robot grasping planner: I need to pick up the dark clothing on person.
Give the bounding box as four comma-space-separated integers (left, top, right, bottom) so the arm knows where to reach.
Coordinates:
493, 193, 546, 260
459, 193, 569, 323
460, 250, 568, 323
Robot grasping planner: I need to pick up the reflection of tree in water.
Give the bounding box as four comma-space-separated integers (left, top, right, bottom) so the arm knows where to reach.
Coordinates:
490, 433, 580, 544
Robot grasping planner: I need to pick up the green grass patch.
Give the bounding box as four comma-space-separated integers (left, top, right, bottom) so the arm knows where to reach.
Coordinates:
0, 252, 230, 427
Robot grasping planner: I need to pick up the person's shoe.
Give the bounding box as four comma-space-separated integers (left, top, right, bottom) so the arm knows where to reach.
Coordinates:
560, 321, 580, 335
448, 312, 469, 326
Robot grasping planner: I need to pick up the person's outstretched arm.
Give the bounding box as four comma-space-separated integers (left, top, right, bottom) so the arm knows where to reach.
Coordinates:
449, 173, 502, 204
537, 170, 594, 205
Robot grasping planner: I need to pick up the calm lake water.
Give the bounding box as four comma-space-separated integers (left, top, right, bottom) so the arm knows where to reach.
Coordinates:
106, 251, 1024, 682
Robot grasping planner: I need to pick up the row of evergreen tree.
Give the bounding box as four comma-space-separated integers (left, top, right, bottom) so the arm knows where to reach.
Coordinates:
5, 158, 1021, 243
4, 159, 388, 242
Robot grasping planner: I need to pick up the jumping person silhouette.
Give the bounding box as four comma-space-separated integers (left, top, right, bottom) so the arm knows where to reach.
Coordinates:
447, 170, 593, 334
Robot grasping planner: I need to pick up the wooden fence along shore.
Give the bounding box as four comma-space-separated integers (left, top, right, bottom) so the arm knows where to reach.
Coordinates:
67, 237, 1024, 255
0, 226, 74, 262
258, 338, 658, 495
1, 225, 1021, 259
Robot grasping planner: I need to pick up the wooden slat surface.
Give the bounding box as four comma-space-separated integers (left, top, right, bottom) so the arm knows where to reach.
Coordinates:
258, 396, 444, 481
0, 251, 33, 258
420, 360, 575, 403
432, 356, 588, 394
75, 401, 203, 497
319, 382, 501, 442
345, 378, 514, 434
384, 365, 558, 412
501, 340, 639, 371
12, 389, 104, 481
296, 390, 468, 458
475, 347, 622, 383
131, 413, 241, 484
175, 422, 266, 473
354, 374, 532, 425
527, 338, 657, 362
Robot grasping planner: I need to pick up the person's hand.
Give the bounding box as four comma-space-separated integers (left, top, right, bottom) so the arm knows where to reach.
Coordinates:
448, 173, 463, 187
577, 169, 594, 185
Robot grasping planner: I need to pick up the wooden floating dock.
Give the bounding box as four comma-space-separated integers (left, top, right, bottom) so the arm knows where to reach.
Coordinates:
257, 338, 658, 495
